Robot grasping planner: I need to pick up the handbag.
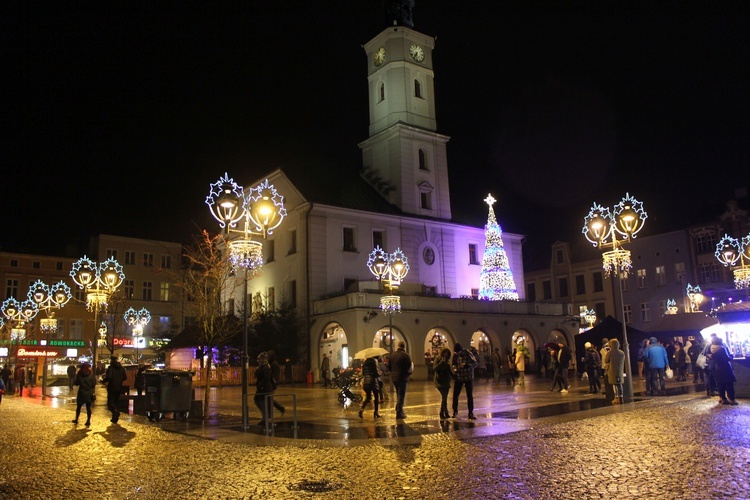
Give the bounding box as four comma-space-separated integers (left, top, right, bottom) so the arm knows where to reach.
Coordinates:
696, 353, 707, 370
665, 367, 674, 379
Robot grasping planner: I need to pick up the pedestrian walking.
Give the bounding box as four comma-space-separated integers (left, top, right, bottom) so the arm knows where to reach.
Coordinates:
645, 337, 669, 396
600, 338, 612, 400
390, 341, 413, 419
0, 376, 6, 404
514, 344, 526, 386
72, 363, 96, 427
505, 348, 517, 385
674, 341, 687, 381
433, 348, 452, 419
67, 362, 77, 391
377, 356, 388, 403
556, 343, 572, 392
688, 337, 705, 383
451, 343, 478, 419
267, 351, 285, 416
637, 339, 648, 380
583, 342, 602, 394
254, 352, 275, 426
549, 347, 563, 392
102, 356, 127, 424
321, 354, 330, 388
709, 337, 738, 405
1, 365, 12, 395
358, 355, 381, 419
491, 348, 502, 384
701, 334, 720, 396
14, 365, 25, 397
604, 338, 625, 404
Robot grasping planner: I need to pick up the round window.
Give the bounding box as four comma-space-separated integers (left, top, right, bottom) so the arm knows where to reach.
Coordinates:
423, 247, 435, 265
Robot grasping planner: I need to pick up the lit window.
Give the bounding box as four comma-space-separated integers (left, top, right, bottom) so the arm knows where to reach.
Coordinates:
655, 265, 666, 286
160, 282, 170, 302
637, 269, 647, 289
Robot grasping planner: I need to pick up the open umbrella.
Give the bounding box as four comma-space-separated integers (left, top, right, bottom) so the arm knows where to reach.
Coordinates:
354, 347, 389, 360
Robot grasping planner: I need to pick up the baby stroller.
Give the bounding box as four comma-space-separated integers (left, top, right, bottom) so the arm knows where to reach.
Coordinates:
336, 369, 362, 404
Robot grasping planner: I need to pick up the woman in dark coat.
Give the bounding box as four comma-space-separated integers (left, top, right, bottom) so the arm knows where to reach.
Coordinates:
358, 356, 381, 419
73, 363, 96, 426
710, 337, 738, 405
604, 339, 625, 405
433, 348, 453, 420
674, 341, 688, 382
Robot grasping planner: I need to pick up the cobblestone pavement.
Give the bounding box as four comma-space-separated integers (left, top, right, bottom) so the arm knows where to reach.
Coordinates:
0, 382, 747, 499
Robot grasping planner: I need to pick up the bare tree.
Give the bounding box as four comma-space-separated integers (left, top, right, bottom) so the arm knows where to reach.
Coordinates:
175, 229, 241, 419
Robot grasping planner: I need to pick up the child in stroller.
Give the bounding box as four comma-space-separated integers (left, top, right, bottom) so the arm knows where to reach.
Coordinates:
335, 367, 362, 404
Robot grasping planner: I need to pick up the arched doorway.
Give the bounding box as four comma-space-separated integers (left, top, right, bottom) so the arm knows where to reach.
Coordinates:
422, 328, 452, 376
470, 330, 492, 378
373, 325, 405, 362
319, 323, 349, 378
512, 329, 536, 371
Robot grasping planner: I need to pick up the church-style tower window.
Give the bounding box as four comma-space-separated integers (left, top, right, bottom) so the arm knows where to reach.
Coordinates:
379, 82, 385, 102
418, 149, 428, 170
414, 79, 422, 98
420, 192, 431, 209
418, 181, 433, 210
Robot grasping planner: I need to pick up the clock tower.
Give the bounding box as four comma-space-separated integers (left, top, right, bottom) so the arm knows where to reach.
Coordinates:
359, 18, 452, 220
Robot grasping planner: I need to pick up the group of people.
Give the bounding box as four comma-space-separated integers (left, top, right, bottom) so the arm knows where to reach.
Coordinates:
576, 339, 626, 403
0, 364, 37, 397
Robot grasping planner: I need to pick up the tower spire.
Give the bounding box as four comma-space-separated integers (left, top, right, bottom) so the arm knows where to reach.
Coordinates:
384, 0, 415, 28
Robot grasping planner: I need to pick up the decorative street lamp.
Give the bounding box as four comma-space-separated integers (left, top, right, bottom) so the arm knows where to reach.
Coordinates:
70, 256, 125, 376
686, 284, 704, 312
206, 172, 286, 431
367, 246, 410, 369
583, 193, 647, 403
28, 280, 72, 399
715, 232, 750, 292
124, 307, 151, 362
1, 297, 39, 367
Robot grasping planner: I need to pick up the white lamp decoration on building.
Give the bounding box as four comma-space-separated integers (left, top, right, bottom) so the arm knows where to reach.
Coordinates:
124, 307, 151, 362
686, 284, 704, 312
28, 279, 72, 399
666, 299, 678, 315
367, 246, 410, 365
582, 193, 647, 404
715, 233, 750, 290
70, 256, 125, 374
206, 172, 287, 432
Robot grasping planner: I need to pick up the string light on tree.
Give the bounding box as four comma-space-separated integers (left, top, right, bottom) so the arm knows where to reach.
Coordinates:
478, 194, 519, 301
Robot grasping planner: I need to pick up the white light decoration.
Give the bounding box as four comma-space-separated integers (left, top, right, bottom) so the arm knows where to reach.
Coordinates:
70, 256, 125, 311
380, 295, 402, 315
686, 284, 704, 312
1, 297, 39, 326
206, 172, 287, 432
666, 299, 678, 315
581, 193, 647, 404
125, 307, 151, 361
715, 233, 750, 290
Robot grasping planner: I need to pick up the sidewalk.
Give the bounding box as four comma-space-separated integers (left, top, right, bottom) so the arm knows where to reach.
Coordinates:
13, 372, 710, 446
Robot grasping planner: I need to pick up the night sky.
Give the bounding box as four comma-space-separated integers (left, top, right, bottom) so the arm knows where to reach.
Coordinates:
3, 2, 749, 268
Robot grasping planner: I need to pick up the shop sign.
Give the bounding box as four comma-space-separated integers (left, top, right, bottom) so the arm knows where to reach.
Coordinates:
17, 347, 61, 358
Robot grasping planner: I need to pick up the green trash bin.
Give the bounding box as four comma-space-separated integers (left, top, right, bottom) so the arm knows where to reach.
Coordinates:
144, 369, 194, 421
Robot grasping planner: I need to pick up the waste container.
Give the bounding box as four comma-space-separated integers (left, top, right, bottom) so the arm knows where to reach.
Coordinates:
143, 369, 194, 421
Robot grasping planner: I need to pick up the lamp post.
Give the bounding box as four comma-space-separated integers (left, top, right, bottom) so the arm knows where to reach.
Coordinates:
206, 172, 286, 431
28, 280, 72, 399
583, 193, 647, 403
715, 233, 750, 295
367, 246, 410, 380
1, 297, 39, 369
70, 256, 125, 376
124, 307, 151, 363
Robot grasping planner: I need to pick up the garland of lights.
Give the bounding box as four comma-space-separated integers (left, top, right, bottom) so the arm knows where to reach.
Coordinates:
478, 194, 519, 301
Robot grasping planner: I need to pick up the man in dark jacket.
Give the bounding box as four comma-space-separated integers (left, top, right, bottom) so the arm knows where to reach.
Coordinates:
389, 341, 412, 419
688, 338, 704, 383
254, 352, 275, 426
557, 343, 573, 393
451, 343, 478, 419
102, 356, 127, 423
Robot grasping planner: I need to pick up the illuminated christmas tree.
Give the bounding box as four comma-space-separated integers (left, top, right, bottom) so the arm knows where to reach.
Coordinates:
478, 194, 519, 301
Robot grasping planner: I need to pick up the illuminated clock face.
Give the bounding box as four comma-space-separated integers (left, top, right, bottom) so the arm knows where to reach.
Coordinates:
373, 47, 386, 66
409, 44, 424, 62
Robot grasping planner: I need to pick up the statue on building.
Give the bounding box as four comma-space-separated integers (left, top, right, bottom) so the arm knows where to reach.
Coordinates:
384, 0, 414, 28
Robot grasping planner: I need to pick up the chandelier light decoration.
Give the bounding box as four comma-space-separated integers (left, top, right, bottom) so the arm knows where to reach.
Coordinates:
666, 299, 678, 315
1, 297, 40, 328
29, 280, 72, 337
124, 307, 151, 334
206, 172, 287, 274
583, 193, 647, 277
70, 256, 125, 311
686, 284, 704, 312
715, 233, 750, 290
368, 246, 410, 315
